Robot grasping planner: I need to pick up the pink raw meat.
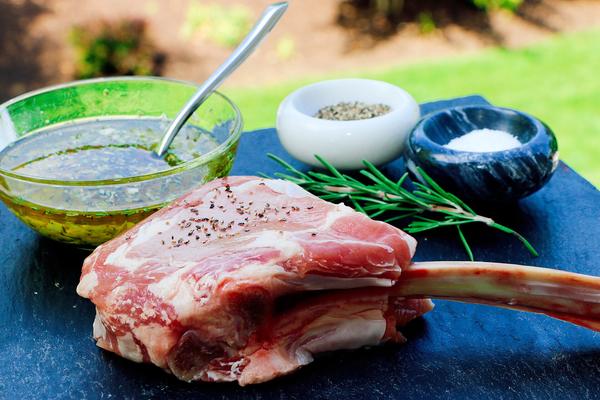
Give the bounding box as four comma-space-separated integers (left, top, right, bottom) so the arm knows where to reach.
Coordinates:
78, 177, 600, 385
77, 176, 430, 385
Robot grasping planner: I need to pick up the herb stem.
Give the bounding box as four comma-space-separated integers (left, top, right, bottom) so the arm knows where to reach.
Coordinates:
456, 225, 474, 261
267, 153, 538, 260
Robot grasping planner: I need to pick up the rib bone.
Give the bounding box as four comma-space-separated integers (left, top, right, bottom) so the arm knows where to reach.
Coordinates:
393, 261, 600, 331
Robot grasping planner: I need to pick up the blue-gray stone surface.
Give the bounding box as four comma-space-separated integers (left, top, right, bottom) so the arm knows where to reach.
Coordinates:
1, 97, 599, 399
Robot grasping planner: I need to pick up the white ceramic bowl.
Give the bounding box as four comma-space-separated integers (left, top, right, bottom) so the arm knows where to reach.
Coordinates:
276, 79, 420, 170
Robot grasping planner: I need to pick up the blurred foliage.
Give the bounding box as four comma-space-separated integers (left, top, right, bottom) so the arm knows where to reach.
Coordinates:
417, 12, 436, 34
227, 30, 600, 187
349, 0, 523, 14
181, 2, 252, 48
69, 19, 164, 79
276, 36, 296, 61
338, 0, 524, 37
472, 0, 523, 11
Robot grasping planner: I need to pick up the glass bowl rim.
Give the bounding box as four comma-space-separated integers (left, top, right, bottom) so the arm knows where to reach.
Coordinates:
0, 76, 243, 186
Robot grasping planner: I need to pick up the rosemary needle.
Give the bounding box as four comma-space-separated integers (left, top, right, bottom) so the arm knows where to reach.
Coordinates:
266, 153, 538, 261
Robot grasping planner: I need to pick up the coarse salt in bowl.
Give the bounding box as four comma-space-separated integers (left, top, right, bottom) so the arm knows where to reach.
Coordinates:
276, 79, 420, 170
405, 105, 559, 202
444, 128, 522, 152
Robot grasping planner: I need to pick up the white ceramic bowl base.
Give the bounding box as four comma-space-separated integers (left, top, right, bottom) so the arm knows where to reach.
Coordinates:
276, 79, 420, 170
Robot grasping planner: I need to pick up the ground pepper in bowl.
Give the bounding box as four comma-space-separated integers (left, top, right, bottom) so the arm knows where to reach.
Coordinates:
314, 101, 391, 121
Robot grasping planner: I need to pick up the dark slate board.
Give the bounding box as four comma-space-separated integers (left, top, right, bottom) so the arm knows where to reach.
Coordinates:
1, 96, 599, 400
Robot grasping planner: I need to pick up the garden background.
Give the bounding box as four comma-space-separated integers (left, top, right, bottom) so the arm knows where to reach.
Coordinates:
1, 0, 598, 185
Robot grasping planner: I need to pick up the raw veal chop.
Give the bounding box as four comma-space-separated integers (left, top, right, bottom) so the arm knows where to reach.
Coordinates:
77, 176, 431, 385
78, 177, 600, 385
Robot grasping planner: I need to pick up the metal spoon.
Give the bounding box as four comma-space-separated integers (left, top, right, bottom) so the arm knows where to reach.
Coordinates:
155, 1, 289, 157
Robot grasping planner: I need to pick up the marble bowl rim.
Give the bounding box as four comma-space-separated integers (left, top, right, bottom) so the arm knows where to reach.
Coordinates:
410, 105, 550, 160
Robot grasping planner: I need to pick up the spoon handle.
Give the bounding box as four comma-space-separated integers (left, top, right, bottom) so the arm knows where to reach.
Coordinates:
156, 2, 289, 157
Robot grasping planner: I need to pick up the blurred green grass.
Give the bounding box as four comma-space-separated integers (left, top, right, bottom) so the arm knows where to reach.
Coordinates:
225, 30, 600, 187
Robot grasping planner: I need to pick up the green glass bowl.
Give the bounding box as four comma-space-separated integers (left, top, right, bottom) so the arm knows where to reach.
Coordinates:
0, 77, 243, 247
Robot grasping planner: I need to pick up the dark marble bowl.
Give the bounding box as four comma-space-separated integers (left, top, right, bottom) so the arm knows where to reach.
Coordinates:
404, 106, 559, 203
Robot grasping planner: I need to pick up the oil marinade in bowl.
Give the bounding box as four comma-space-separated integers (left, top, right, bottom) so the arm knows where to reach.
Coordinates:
0, 77, 243, 247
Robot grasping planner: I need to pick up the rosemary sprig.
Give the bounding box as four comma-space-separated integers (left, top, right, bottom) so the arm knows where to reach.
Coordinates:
267, 153, 538, 261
